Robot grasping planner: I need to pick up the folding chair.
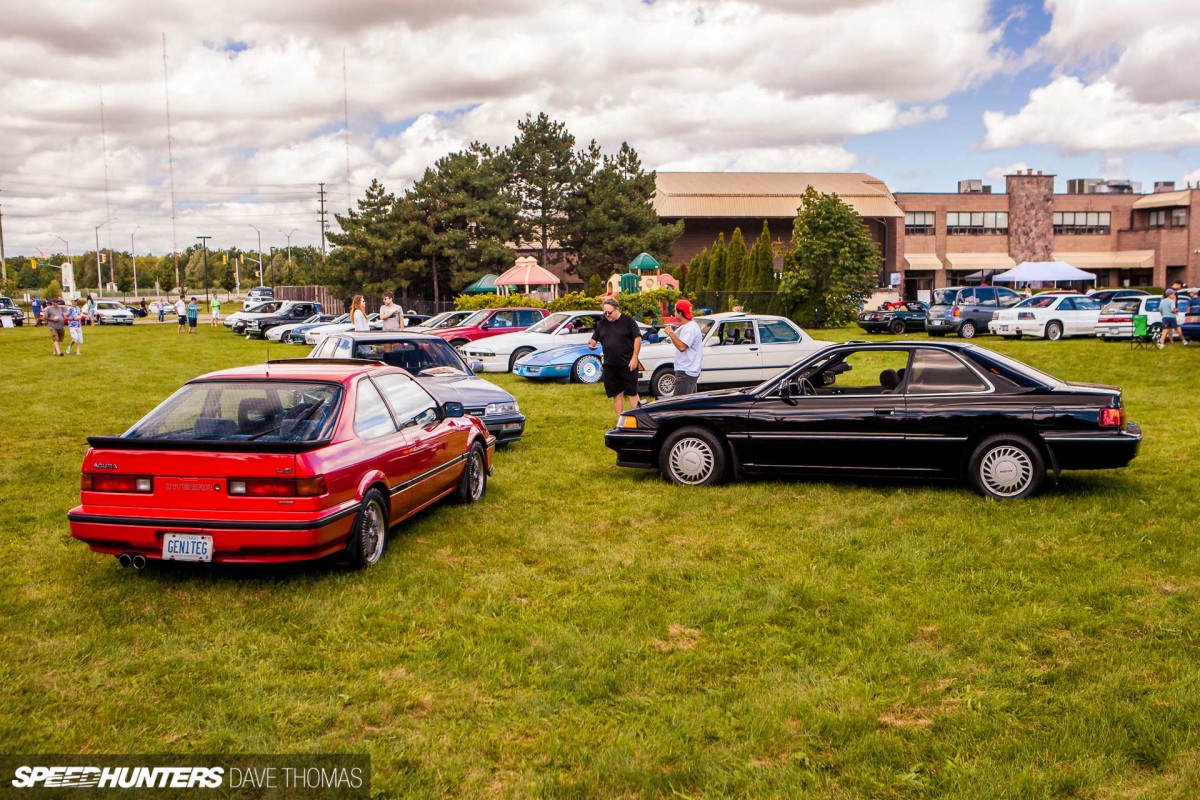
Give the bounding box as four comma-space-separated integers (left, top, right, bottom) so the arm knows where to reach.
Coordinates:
1130, 315, 1159, 350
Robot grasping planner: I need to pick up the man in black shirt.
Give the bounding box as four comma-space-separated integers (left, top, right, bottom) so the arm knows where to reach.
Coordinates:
588, 297, 642, 424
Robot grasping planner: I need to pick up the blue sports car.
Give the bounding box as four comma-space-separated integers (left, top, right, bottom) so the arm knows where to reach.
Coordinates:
513, 343, 604, 383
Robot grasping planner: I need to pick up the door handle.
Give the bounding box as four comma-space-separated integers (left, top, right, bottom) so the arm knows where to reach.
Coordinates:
749, 346, 758, 351
873, 408, 895, 416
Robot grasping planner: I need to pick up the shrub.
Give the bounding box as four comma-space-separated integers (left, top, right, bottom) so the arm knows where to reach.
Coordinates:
548, 292, 602, 312
454, 294, 548, 311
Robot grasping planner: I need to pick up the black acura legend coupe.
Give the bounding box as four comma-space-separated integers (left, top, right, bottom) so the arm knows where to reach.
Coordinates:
604, 341, 1141, 499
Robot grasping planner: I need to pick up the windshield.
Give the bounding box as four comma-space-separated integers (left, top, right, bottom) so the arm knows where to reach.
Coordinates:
124, 381, 342, 442
459, 310, 491, 328
527, 313, 570, 334
96, 301, 123, 310
423, 310, 473, 329
932, 288, 961, 306
1016, 296, 1058, 309
250, 301, 281, 313
352, 339, 467, 374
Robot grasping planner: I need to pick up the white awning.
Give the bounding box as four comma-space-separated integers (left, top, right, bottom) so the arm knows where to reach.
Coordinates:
1051, 250, 1155, 269
903, 253, 943, 270
944, 252, 1016, 270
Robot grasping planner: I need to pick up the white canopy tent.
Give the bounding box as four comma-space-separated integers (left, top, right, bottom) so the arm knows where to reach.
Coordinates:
992, 261, 1097, 284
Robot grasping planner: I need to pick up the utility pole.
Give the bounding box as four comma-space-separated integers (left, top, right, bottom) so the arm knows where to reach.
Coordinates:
318, 183, 328, 264
0, 201, 7, 291
248, 224, 263, 286
93, 216, 116, 297
280, 229, 296, 269
131, 226, 141, 297
196, 236, 211, 303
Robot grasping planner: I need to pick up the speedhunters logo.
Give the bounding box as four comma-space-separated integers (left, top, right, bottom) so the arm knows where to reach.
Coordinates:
2, 755, 369, 797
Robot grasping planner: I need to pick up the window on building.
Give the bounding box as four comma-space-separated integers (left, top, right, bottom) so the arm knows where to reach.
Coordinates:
904, 211, 934, 235
946, 211, 1008, 235
1171, 207, 1188, 227
1053, 211, 1111, 235
1147, 210, 1166, 228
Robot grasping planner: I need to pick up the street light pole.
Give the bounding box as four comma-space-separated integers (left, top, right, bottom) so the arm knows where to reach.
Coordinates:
196, 236, 211, 304
51, 234, 72, 296
93, 216, 116, 297
248, 224, 263, 287
131, 226, 141, 297
280, 228, 296, 269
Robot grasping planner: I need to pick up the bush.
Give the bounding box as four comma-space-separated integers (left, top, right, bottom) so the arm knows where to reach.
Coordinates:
454, 294, 548, 311
548, 292, 602, 312
617, 286, 681, 321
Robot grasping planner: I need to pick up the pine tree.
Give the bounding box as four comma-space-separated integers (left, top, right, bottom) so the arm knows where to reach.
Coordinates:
708, 233, 728, 298
326, 179, 418, 301
751, 220, 776, 292
688, 248, 710, 293
508, 113, 580, 273
726, 228, 747, 293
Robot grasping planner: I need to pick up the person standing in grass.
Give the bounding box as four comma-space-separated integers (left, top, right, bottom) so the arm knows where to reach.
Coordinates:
662, 299, 703, 396
64, 298, 84, 356
1158, 289, 1188, 348
85, 294, 96, 325
44, 298, 66, 356
209, 295, 221, 328
175, 296, 187, 333
588, 296, 642, 424
32, 297, 42, 326
350, 295, 369, 331
187, 297, 200, 333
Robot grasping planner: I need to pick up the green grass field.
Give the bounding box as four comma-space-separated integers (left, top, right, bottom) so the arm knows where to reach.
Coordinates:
1, 320, 1198, 798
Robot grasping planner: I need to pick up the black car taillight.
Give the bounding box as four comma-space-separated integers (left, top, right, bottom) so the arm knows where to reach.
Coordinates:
82, 475, 153, 493
1099, 408, 1124, 428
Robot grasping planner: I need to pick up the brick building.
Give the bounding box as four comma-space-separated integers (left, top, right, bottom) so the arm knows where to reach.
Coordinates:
656, 170, 1198, 302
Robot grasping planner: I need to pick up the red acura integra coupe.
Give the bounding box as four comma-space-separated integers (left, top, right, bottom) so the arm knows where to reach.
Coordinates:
68, 360, 494, 569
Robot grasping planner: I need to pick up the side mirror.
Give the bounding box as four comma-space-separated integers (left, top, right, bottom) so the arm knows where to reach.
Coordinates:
479, 321, 490, 330
442, 401, 465, 418
822, 373, 836, 386
469, 360, 484, 374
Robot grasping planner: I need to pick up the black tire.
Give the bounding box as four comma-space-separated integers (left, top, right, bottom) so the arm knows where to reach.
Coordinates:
346, 488, 389, 569
455, 443, 487, 503
450, 338, 469, 348
958, 320, 977, 339
572, 354, 602, 384
889, 318, 907, 335
660, 426, 728, 487
651, 367, 676, 398
509, 347, 535, 372
967, 434, 1044, 500
1044, 321, 1063, 341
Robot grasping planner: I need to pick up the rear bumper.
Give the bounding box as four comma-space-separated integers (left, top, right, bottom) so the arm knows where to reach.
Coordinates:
925, 318, 958, 333
1042, 424, 1142, 471
604, 429, 658, 469
989, 320, 1045, 337
67, 503, 359, 564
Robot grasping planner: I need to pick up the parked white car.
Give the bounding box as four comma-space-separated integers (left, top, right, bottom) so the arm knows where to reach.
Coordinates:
92, 299, 135, 325
242, 287, 274, 310
1094, 295, 1163, 340
265, 313, 333, 342
638, 313, 831, 397
224, 300, 281, 328
302, 313, 379, 345
459, 311, 605, 372
988, 293, 1102, 340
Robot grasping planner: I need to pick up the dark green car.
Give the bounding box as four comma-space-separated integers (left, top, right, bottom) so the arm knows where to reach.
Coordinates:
857, 302, 928, 334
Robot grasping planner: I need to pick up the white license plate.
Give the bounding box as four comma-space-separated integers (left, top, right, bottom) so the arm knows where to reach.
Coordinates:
999, 325, 1009, 332
162, 533, 213, 562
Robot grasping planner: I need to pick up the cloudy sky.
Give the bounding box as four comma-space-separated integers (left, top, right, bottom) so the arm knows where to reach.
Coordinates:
3, 0, 1199, 258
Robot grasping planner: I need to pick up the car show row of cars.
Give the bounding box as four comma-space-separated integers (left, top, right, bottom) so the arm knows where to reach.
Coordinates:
63, 290, 1153, 571
857, 287, 1200, 341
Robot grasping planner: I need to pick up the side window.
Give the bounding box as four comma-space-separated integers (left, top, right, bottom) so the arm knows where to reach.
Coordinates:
957, 288, 977, 305
571, 315, 598, 333
906, 350, 989, 394
373, 373, 438, 427
1076, 297, 1100, 310
1145, 298, 1161, 313
715, 321, 756, 345
353, 379, 397, 440
518, 309, 541, 327
999, 289, 1021, 306
1059, 297, 1076, 311
490, 311, 516, 329
313, 338, 337, 358
818, 350, 910, 392
757, 320, 800, 343
975, 288, 997, 306
333, 337, 354, 358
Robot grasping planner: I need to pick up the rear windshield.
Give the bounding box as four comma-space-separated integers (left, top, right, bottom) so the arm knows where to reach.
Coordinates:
1103, 299, 1140, 314
932, 288, 961, 305
1016, 296, 1058, 309
352, 339, 467, 375
124, 381, 342, 442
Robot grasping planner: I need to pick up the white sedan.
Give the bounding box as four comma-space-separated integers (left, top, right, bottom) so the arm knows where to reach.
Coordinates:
224, 300, 280, 328
459, 311, 604, 372
988, 294, 1102, 340
92, 299, 135, 324
1094, 296, 1163, 340
638, 313, 831, 397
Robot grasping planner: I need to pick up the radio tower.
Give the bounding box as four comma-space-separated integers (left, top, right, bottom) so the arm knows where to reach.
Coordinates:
343, 49, 351, 188
162, 33, 180, 290
100, 86, 114, 291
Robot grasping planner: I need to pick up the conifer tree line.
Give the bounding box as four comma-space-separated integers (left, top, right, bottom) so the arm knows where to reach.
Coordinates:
680, 221, 781, 305
325, 113, 684, 305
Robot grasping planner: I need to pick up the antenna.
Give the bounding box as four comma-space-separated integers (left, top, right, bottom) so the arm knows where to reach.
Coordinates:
342, 49, 351, 188
162, 33, 180, 290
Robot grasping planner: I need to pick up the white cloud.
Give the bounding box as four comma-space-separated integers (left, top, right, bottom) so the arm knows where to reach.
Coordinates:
0, 0, 1005, 256
983, 161, 1029, 186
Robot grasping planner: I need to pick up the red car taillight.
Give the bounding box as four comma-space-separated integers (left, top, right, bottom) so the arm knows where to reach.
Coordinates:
227, 476, 327, 496
82, 474, 153, 493
1099, 407, 1124, 428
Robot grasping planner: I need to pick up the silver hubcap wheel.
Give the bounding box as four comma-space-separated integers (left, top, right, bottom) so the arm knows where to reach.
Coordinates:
1048, 325, 1061, 340
577, 357, 601, 383
467, 451, 485, 500
656, 372, 676, 396
668, 437, 715, 484
361, 500, 385, 563
980, 446, 1033, 497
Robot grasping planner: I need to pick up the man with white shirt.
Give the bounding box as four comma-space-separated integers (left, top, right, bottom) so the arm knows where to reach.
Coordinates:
662, 299, 703, 396
174, 296, 187, 334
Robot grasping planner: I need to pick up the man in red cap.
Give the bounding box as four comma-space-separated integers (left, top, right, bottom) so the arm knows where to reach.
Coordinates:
662, 298, 704, 395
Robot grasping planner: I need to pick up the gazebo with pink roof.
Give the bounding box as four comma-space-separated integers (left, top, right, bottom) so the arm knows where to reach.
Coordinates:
495, 256, 561, 299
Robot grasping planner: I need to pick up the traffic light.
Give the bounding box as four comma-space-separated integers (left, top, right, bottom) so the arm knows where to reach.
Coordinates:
99, 253, 106, 264
222, 253, 228, 265
239, 254, 244, 265
31, 258, 38, 269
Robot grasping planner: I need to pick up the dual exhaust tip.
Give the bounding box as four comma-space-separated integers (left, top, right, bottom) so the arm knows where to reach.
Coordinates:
117, 553, 147, 570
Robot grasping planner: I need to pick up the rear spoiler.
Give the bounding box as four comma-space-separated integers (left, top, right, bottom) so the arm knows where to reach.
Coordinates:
86, 436, 329, 453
